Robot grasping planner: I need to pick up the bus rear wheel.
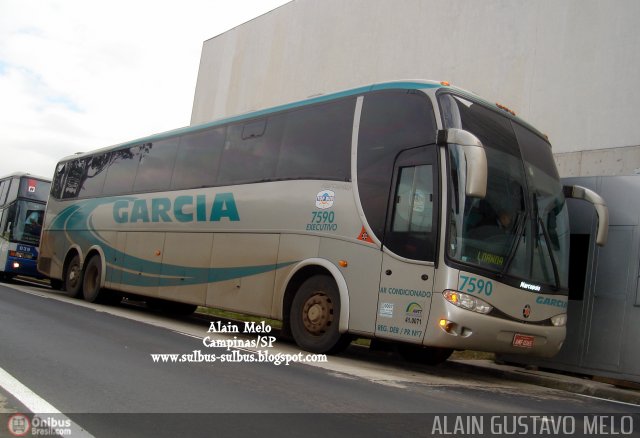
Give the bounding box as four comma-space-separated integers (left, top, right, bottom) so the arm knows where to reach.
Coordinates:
64, 254, 82, 298
82, 255, 104, 303
290, 275, 351, 354
82, 255, 121, 304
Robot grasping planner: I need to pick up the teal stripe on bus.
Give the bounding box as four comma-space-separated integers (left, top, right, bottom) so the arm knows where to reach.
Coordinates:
52, 197, 297, 288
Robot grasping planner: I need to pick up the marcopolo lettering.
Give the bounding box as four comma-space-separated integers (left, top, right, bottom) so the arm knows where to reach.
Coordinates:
519, 281, 541, 292
113, 193, 240, 223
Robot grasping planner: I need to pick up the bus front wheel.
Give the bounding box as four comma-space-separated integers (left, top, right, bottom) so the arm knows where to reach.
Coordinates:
64, 254, 83, 298
290, 275, 351, 354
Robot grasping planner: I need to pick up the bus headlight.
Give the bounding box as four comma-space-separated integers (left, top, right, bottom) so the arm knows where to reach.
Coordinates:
550, 314, 567, 327
443, 290, 493, 314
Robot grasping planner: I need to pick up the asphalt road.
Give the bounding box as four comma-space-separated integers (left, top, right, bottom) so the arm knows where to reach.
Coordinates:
0, 280, 637, 437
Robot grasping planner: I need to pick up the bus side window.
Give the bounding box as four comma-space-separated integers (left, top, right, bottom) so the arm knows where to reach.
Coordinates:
172, 127, 225, 190
1, 204, 14, 240
276, 98, 354, 181
51, 163, 67, 199
80, 153, 110, 197
62, 159, 87, 199
0, 209, 7, 240
102, 147, 140, 196
133, 139, 179, 192
6, 178, 19, 204
217, 116, 284, 185
0, 181, 7, 206
392, 165, 434, 233
357, 90, 438, 242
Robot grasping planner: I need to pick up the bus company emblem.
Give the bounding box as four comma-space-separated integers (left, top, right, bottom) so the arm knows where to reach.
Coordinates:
535, 296, 568, 309
113, 193, 240, 224
315, 190, 335, 209
522, 304, 531, 319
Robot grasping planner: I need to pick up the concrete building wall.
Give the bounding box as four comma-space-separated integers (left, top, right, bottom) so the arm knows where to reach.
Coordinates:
556, 146, 640, 177
191, 0, 640, 177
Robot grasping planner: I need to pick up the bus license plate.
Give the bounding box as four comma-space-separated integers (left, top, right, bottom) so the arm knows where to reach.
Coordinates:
512, 334, 535, 348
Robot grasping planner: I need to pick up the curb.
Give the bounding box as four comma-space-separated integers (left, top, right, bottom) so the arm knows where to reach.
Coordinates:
448, 360, 640, 405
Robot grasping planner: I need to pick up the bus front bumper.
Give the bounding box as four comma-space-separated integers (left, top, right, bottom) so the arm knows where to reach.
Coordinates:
5, 257, 43, 279
424, 301, 566, 358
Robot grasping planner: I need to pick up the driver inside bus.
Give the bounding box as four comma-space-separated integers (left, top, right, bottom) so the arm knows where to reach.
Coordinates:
24, 210, 43, 236
467, 200, 515, 241
496, 210, 514, 230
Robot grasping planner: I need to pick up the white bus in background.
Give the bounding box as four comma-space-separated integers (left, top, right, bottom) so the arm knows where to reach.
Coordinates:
0, 173, 51, 281
37, 80, 608, 363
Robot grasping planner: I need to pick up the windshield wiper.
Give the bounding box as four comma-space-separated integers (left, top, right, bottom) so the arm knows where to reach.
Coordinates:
537, 216, 560, 289
500, 211, 526, 276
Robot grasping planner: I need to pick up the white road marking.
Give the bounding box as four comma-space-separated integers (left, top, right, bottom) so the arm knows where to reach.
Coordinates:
575, 392, 640, 407
0, 366, 95, 437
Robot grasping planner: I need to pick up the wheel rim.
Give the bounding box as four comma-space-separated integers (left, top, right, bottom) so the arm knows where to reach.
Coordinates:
301, 293, 333, 335
68, 265, 80, 289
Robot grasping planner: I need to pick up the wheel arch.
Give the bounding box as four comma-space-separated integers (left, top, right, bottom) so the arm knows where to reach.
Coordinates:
282, 258, 349, 335
62, 244, 84, 278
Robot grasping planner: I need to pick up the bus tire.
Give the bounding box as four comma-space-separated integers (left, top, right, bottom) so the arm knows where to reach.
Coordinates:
290, 275, 351, 354
398, 344, 453, 365
50, 278, 63, 291
82, 255, 104, 303
64, 254, 83, 298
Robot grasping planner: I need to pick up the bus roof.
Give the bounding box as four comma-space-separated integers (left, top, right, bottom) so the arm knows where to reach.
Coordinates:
56, 79, 548, 163
0, 172, 51, 182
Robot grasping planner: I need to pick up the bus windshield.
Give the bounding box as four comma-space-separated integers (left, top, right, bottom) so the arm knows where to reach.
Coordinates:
440, 93, 569, 291
8, 200, 46, 246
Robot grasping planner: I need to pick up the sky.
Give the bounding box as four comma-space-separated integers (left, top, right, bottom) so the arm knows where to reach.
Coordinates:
0, 0, 291, 180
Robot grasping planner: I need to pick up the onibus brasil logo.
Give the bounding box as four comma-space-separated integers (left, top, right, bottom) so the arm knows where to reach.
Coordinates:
7, 414, 73, 436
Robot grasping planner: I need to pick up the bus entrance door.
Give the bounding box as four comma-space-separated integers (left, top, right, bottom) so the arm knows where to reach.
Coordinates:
376, 256, 435, 343
375, 145, 439, 344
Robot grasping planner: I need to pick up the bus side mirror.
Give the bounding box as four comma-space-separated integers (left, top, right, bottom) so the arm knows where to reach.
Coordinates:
563, 185, 609, 246
437, 129, 487, 198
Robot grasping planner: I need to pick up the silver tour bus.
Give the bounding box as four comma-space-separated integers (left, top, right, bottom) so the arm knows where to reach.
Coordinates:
38, 80, 608, 363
